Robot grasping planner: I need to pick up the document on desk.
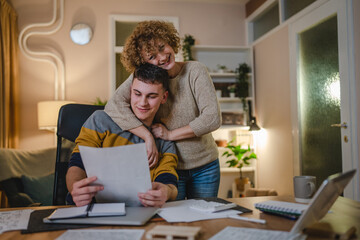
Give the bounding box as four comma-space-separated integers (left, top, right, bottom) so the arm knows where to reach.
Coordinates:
0, 209, 33, 234
56, 229, 145, 240
79, 144, 151, 207
158, 199, 242, 222
209, 226, 306, 240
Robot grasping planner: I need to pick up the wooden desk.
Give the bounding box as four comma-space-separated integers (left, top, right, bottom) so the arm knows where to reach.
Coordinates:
0, 196, 359, 240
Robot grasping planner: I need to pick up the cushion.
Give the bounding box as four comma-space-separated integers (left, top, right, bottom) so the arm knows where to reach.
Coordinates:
0, 147, 56, 181
21, 173, 54, 206
0, 178, 35, 207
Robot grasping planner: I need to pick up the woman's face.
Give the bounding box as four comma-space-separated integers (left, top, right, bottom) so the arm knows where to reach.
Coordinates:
141, 41, 176, 71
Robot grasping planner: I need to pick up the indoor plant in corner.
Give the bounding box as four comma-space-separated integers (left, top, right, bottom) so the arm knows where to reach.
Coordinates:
222, 138, 257, 193
235, 63, 251, 120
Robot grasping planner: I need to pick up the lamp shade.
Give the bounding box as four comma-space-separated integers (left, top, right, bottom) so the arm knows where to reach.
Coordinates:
38, 101, 74, 130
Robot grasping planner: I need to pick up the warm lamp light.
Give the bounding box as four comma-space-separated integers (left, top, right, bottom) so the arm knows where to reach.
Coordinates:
38, 100, 74, 131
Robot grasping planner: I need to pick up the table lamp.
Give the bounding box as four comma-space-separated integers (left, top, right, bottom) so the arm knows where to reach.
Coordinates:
38, 100, 74, 131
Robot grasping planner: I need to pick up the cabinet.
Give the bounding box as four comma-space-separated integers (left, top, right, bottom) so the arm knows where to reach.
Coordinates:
192, 45, 255, 126
192, 45, 257, 198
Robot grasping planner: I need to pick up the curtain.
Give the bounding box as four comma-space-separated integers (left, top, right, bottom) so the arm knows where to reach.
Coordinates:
0, 0, 19, 148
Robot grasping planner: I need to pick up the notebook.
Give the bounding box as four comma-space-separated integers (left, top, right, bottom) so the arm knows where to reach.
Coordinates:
254, 200, 308, 219
46, 203, 125, 220
43, 206, 158, 226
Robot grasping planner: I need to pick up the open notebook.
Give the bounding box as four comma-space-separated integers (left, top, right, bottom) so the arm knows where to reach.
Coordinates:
210, 169, 356, 240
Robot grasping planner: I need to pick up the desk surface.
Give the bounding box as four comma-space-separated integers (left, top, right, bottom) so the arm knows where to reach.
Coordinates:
0, 196, 359, 240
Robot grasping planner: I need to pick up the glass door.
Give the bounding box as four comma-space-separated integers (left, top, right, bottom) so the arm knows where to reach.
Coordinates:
290, 0, 357, 199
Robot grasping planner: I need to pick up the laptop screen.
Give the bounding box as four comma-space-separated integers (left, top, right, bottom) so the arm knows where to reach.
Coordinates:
290, 169, 356, 234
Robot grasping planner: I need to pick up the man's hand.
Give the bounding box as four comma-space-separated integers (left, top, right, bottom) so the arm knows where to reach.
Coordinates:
138, 182, 173, 207
71, 176, 104, 207
151, 123, 171, 140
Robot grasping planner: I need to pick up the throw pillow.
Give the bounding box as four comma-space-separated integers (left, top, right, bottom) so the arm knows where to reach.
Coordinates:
21, 173, 54, 206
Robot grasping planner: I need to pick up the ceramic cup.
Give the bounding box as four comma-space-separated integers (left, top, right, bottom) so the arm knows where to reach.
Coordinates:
216, 90, 222, 98
293, 176, 316, 203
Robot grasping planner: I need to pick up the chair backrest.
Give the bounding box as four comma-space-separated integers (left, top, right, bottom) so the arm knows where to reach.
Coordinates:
53, 103, 104, 205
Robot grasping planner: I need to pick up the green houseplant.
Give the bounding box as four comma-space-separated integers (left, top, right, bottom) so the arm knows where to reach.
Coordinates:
235, 63, 251, 115
222, 138, 257, 191
182, 34, 195, 61
93, 97, 107, 106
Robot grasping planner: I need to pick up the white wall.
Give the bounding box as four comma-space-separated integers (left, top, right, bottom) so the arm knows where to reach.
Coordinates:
10, 0, 246, 149
253, 26, 294, 196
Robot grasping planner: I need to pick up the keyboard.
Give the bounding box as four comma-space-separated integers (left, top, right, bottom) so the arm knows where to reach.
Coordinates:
189, 200, 237, 213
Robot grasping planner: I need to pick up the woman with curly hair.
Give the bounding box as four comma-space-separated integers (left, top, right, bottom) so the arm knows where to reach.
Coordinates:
105, 20, 221, 200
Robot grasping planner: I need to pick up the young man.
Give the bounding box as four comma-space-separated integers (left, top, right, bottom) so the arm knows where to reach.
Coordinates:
66, 63, 178, 208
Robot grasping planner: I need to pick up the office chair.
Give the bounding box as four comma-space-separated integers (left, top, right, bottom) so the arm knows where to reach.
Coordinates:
53, 103, 104, 205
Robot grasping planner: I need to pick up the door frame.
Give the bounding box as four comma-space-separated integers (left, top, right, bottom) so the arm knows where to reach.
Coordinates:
289, 0, 359, 200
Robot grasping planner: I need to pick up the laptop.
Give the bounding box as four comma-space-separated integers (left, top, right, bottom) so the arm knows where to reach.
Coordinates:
43, 207, 158, 226
210, 169, 357, 240
290, 169, 356, 235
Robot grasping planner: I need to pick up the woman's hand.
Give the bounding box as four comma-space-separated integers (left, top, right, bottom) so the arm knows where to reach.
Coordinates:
151, 123, 171, 140
144, 135, 159, 168
138, 182, 170, 207
71, 176, 104, 207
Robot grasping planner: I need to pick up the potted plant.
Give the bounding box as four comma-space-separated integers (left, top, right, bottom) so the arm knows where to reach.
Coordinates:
182, 34, 195, 61
222, 138, 257, 192
235, 63, 251, 117
217, 64, 228, 73
93, 97, 107, 106
227, 84, 236, 98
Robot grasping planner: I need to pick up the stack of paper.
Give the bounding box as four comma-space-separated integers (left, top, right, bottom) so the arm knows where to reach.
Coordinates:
158, 199, 241, 222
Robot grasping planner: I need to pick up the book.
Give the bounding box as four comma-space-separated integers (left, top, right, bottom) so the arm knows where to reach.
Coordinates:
47, 203, 126, 220
254, 200, 308, 220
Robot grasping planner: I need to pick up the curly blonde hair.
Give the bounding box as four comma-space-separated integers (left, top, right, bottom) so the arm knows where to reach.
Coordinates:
121, 20, 180, 72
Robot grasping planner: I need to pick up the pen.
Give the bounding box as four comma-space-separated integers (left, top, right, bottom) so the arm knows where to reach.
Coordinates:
228, 214, 267, 224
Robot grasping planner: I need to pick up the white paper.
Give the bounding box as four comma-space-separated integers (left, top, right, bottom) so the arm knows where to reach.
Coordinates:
158, 199, 242, 222
79, 144, 151, 207
0, 209, 33, 234
209, 227, 306, 240
56, 229, 145, 240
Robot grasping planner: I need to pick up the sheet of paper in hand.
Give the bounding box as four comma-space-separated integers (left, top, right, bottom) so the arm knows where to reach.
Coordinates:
79, 143, 151, 206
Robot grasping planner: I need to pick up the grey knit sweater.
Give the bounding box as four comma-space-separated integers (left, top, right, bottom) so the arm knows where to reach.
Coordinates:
105, 61, 221, 169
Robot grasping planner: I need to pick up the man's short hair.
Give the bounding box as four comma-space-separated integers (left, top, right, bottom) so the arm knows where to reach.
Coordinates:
133, 63, 169, 92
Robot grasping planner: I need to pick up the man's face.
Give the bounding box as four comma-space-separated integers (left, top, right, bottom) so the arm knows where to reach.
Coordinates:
130, 78, 168, 126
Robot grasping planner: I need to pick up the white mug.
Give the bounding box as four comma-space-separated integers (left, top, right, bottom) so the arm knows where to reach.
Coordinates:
293, 176, 316, 203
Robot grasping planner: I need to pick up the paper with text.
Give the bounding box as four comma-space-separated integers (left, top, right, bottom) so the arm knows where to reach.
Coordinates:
158, 199, 242, 222
209, 227, 306, 240
79, 144, 151, 206
56, 229, 144, 240
0, 209, 33, 234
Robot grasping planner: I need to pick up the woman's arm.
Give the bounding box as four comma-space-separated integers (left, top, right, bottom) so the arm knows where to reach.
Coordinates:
152, 62, 221, 141
188, 62, 222, 136
105, 75, 158, 166
151, 124, 195, 141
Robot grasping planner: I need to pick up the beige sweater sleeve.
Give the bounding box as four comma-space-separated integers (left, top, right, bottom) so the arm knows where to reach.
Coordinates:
188, 63, 222, 136
104, 74, 143, 130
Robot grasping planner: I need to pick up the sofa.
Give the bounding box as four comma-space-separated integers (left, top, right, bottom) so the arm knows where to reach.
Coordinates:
0, 140, 75, 207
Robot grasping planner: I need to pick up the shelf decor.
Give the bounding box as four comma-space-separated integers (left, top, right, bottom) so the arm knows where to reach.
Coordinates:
182, 34, 195, 61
